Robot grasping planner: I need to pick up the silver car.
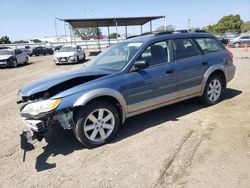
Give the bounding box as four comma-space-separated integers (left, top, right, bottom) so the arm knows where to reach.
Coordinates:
229, 35, 250, 47
0, 49, 29, 68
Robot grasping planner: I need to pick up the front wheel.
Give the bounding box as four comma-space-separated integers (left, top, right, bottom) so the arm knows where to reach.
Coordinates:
73, 101, 120, 148
200, 75, 224, 105
233, 42, 240, 48
10, 59, 18, 68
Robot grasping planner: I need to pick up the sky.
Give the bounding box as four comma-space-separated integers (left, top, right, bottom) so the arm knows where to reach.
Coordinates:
0, 0, 250, 41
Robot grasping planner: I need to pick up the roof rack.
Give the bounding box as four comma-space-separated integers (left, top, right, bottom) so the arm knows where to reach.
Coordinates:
126, 30, 208, 39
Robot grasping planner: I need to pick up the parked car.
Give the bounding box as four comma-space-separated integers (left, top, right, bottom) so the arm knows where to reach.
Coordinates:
229, 35, 250, 47
18, 32, 235, 149
0, 49, 29, 68
53, 45, 85, 65
215, 36, 229, 45
54, 45, 63, 51
29, 46, 53, 56
0, 46, 10, 50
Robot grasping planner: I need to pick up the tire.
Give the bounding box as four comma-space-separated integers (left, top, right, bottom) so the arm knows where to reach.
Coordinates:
83, 53, 86, 61
10, 59, 18, 68
200, 75, 224, 105
35, 52, 39, 56
73, 101, 120, 148
49, 51, 53, 55
77, 55, 79, 63
24, 57, 29, 64
233, 42, 240, 48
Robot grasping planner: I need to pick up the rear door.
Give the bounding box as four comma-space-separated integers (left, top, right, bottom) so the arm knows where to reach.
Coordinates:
173, 38, 208, 98
239, 36, 250, 45
15, 49, 23, 64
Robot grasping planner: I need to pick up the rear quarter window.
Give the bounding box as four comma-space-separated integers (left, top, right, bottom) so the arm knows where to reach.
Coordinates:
194, 38, 223, 54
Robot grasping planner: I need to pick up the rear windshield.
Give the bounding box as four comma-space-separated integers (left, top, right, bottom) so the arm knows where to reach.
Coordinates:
194, 38, 223, 54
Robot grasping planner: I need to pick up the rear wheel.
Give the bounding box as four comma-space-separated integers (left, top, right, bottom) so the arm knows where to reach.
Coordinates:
233, 42, 240, 48
73, 101, 120, 148
24, 57, 29, 64
200, 75, 224, 105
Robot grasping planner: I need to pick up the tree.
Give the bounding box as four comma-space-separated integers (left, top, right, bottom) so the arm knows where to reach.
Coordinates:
205, 14, 243, 34
13, 40, 29, 44
109, 32, 120, 39
73, 27, 102, 39
31, 39, 42, 43
0, 36, 11, 44
156, 25, 175, 32
241, 21, 250, 32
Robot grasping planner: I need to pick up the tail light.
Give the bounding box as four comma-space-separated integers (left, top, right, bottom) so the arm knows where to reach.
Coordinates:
227, 49, 234, 59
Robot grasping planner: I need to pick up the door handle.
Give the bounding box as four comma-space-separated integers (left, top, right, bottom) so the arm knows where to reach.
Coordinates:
202, 61, 208, 65
166, 68, 174, 74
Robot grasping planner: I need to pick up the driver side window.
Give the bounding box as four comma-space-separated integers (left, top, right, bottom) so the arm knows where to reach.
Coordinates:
138, 40, 173, 66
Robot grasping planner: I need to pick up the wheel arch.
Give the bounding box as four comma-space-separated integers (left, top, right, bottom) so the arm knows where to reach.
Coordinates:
201, 65, 227, 93
73, 88, 127, 123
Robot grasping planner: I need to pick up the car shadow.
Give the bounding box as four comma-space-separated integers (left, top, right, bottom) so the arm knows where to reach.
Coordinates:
0, 62, 34, 69
34, 88, 242, 172
55, 59, 89, 66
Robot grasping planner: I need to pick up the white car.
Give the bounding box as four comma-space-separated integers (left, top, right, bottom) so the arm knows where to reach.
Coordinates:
0, 49, 29, 68
53, 45, 85, 65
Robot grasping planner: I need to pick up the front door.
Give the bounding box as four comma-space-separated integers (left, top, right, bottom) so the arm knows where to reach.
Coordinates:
121, 40, 178, 113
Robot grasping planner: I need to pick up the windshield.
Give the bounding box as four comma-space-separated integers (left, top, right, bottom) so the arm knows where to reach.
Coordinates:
59, 46, 77, 52
86, 42, 143, 71
0, 50, 13, 55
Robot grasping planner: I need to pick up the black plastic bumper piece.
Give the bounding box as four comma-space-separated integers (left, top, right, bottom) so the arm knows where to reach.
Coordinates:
19, 131, 43, 162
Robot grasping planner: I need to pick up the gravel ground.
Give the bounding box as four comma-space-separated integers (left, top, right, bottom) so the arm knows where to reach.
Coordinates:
0, 48, 249, 188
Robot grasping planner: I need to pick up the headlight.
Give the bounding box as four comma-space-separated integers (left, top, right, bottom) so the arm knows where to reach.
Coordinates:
21, 99, 61, 116
68, 56, 77, 62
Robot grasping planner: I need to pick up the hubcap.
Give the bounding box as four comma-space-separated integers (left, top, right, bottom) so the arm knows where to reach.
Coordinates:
207, 79, 222, 102
83, 108, 115, 142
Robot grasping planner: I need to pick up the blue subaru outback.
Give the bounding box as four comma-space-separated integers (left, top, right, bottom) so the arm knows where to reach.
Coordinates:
18, 31, 235, 148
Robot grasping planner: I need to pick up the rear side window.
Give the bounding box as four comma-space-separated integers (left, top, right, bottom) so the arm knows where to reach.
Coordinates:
194, 38, 223, 54
173, 38, 200, 60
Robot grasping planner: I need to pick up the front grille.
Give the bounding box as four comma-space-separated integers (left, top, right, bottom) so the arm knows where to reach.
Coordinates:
58, 57, 68, 62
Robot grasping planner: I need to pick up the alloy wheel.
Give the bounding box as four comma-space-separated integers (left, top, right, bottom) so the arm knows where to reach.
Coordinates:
207, 79, 222, 102
83, 108, 115, 142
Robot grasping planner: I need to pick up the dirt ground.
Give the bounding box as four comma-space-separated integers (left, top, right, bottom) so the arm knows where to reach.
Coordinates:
0, 49, 249, 188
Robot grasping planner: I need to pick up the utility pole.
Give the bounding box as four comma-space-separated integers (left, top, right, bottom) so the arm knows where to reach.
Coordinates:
64, 20, 67, 43
188, 19, 191, 30
54, 18, 58, 42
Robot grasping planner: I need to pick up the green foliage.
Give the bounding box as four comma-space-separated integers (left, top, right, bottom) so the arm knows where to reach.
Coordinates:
13, 40, 29, 44
109, 32, 120, 39
0, 36, 11, 44
74, 27, 102, 39
205, 14, 243, 34
156, 25, 175, 32
241, 21, 250, 32
31, 39, 42, 43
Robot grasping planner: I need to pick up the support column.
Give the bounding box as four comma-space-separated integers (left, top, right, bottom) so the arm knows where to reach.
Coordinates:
150, 21, 152, 32
64, 20, 67, 43
107, 26, 110, 46
140, 25, 143, 34
125, 23, 128, 38
97, 23, 101, 52
115, 20, 118, 43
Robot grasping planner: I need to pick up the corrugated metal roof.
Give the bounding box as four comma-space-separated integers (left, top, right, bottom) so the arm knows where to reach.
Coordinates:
63, 16, 165, 28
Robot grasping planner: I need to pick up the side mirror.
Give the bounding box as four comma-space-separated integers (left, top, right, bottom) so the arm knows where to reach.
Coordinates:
134, 60, 149, 70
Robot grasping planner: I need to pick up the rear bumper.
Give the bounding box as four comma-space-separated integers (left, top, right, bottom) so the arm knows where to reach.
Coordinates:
0, 61, 8, 67
225, 64, 236, 83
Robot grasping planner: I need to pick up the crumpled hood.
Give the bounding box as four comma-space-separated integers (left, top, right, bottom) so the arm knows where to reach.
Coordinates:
19, 67, 111, 97
54, 51, 77, 58
0, 55, 12, 60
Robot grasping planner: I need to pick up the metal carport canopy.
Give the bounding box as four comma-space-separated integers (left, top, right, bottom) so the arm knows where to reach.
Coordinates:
63, 16, 165, 28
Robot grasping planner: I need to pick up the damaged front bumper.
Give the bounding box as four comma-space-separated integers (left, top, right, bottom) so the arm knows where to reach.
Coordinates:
19, 109, 75, 161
